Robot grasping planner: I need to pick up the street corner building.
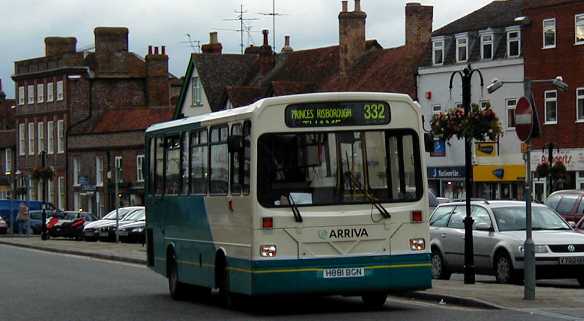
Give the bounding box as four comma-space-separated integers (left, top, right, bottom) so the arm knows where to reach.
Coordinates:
0, 79, 16, 199
12, 27, 180, 215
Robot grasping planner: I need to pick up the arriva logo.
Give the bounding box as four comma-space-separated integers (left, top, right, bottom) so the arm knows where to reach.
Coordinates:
318, 228, 369, 240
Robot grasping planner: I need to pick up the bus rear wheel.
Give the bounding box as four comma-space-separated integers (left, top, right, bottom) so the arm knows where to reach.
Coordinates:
361, 293, 387, 308
168, 253, 188, 300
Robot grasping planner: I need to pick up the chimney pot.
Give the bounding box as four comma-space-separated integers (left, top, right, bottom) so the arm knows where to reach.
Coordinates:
161, 46, 166, 55
154, 46, 159, 55
285, 35, 290, 46
342, 1, 348, 12
354, 0, 361, 12
210, 32, 218, 44
262, 29, 269, 46
148, 45, 152, 55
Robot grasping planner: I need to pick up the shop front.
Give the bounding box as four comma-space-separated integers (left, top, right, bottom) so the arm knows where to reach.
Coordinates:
427, 166, 465, 200
473, 164, 525, 200
530, 148, 584, 200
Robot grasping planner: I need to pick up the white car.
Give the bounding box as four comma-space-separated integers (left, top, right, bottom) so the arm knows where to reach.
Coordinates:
429, 201, 584, 286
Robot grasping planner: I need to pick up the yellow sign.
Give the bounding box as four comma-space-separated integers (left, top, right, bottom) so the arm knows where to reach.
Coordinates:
473, 164, 526, 182
475, 142, 497, 157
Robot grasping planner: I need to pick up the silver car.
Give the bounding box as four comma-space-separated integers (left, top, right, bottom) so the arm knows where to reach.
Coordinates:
430, 201, 584, 286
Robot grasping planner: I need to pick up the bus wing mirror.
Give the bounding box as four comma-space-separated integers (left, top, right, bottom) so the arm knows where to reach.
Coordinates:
228, 135, 244, 153
424, 133, 434, 153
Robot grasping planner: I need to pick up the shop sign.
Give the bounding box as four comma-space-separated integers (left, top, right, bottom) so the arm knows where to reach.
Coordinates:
476, 142, 497, 157
428, 167, 465, 179
431, 138, 446, 157
530, 148, 584, 172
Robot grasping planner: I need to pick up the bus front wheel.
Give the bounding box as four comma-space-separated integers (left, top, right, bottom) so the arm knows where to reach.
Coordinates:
168, 252, 188, 300
361, 293, 387, 308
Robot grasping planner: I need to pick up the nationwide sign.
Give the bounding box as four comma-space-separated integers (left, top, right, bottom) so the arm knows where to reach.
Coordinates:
427, 167, 465, 179
285, 101, 391, 127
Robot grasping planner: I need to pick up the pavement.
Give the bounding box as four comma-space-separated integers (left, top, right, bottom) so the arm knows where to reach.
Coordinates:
1, 235, 583, 313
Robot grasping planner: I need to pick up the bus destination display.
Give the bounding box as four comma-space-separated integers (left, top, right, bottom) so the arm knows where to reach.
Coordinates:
285, 101, 391, 127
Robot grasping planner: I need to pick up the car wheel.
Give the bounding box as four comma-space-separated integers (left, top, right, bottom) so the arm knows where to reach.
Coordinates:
431, 249, 451, 280
577, 275, 584, 288
168, 253, 188, 300
361, 293, 387, 308
494, 252, 516, 284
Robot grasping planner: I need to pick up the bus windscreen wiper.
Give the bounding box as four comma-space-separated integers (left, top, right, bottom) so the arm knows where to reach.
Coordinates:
287, 194, 303, 223
344, 171, 391, 219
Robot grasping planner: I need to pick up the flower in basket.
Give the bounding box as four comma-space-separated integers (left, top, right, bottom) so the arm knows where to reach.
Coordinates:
32, 166, 55, 181
550, 160, 567, 179
431, 102, 503, 143
535, 162, 549, 178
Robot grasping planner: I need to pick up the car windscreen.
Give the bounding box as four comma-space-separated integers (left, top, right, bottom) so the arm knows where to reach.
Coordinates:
102, 209, 130, 220
492, 206, 571, 231
122, 209, 145, 221
556, 194, 580, 215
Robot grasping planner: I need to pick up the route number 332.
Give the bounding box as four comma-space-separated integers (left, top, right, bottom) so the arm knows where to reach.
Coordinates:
363, 104, 386, 120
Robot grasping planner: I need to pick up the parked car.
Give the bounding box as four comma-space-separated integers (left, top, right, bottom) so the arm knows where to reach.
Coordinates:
576, 216, 584, 234
429, 201, 584, 286
545, 190, 584, 223
436, 197, 451, 204
83, 207, 142, 241
29, 210, 61, 234
118, 210, 146, 243
98, 207, 145, 242
47, 211, 95, 239
0, 216, 7, 234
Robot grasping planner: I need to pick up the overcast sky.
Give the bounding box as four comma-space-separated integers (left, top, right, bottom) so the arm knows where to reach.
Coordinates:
0, 0, 494, 98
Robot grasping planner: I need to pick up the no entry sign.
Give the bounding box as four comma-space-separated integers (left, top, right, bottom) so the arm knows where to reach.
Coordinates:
515, 96, 533, 142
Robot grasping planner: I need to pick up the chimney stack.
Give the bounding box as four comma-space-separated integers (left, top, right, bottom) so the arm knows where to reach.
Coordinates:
338, 0, 367, 78
146, 44, 170, 107
201, 32, 223, 54
259, 29, 275, 75
405, 3, 433, 47
342, 1, 348, 12
44, 37, 77, 57
281, 35, 293, 53
94, 27, 129, 74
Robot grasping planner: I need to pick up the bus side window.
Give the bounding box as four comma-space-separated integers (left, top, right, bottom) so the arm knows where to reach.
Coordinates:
165, 136, 181, 195
149, 137, 156, 194
155, 137, 165, 195
191, 129, 208, 194
230, 123, 243, 195
181, 132, 190, 195
210, 125, 229, 195
243, 121, 251, 195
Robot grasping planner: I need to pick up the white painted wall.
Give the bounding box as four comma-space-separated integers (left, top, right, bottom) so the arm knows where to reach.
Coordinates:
417, 58, 525, 168
180, 66, 213, 118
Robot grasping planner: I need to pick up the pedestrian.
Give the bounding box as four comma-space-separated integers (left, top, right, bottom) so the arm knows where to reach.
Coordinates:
17, 202, 30, 236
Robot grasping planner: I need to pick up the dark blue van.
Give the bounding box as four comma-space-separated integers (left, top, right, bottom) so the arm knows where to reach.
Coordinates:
0, 200, 55, 230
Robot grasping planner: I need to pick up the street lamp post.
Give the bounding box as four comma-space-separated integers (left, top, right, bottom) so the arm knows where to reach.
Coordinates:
449, 64, 484, 285
487, 76, 568, 300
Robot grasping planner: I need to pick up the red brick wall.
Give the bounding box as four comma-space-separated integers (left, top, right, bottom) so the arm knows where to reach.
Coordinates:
525, 1, 584, 149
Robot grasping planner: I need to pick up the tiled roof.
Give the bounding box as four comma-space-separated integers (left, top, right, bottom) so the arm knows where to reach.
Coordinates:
271, 80, 318, 97
91, 107, 173, 133
225, 86, 264, 108
192, 54, 259, 111
433, 0, 523, 36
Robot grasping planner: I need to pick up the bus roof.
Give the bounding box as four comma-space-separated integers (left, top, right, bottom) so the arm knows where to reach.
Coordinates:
146, 92, 417, 134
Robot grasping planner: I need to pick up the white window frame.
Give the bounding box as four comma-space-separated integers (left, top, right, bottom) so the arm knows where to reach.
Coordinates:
192, 76, 202, 106
96, 156, 103, 187
56, 80, 64, 101
57, 120, 64, 153
506, 98, 517, 129
455, 34, 468, 63
28, 122, 35, 155
480, 32, 493, 60
544, 90, 558, 124
47, 82, 54, 102
47, 121, 54, 155
576, 14, 584, 45
37, 83, 44, 103
18, 86, 25, 105
27, 85, 35, 104
73, 158, 80, 186
576, 88, 584, 122
136, 155, 145, 182
115, 156, 123, 183
19, 123, 25, 156
58, 176, 65, 210
506, 27, 521, 58
5, 149, 12, 174
543, 18, 556, 49
38, 122, 45, 154
432, 104, 441, 114
432, 38, 444, 66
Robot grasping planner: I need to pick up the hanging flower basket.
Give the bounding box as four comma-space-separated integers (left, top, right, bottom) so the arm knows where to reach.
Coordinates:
550, 160, 567, 179
32, 166, 55, 181
430, 102, 502, 143
535, 162, 549, 178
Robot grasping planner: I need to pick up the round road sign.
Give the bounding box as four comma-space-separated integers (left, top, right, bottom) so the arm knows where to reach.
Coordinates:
515, 96, 533, 142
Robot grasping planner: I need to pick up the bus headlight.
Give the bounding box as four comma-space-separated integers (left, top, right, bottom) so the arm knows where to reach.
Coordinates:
260, 245, 277, 257
410, 238, 425, 251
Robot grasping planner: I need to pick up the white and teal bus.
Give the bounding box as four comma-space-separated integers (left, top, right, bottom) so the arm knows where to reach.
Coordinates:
145, 92, 432, 306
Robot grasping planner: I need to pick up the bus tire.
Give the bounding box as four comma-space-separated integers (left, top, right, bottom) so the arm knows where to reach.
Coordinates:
167, 250, 188, 300
361, 293, 387, 308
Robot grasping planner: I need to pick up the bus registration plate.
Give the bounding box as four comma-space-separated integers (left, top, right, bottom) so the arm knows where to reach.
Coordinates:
323, 267, 365, 279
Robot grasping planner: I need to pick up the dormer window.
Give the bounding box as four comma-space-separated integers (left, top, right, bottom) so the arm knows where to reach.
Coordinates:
507, 27, 521, 57
432, 38, 444, 65
456, 34, 468, 63
480, 32, 493, 60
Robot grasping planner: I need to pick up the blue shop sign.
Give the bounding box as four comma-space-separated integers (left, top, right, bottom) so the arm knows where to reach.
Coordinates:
428, 167, 465, 179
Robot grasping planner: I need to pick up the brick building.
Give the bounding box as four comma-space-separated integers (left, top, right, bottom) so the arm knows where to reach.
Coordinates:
0, 79, 16, 199
523, 0, 584, 197
13, 27, 178, 214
